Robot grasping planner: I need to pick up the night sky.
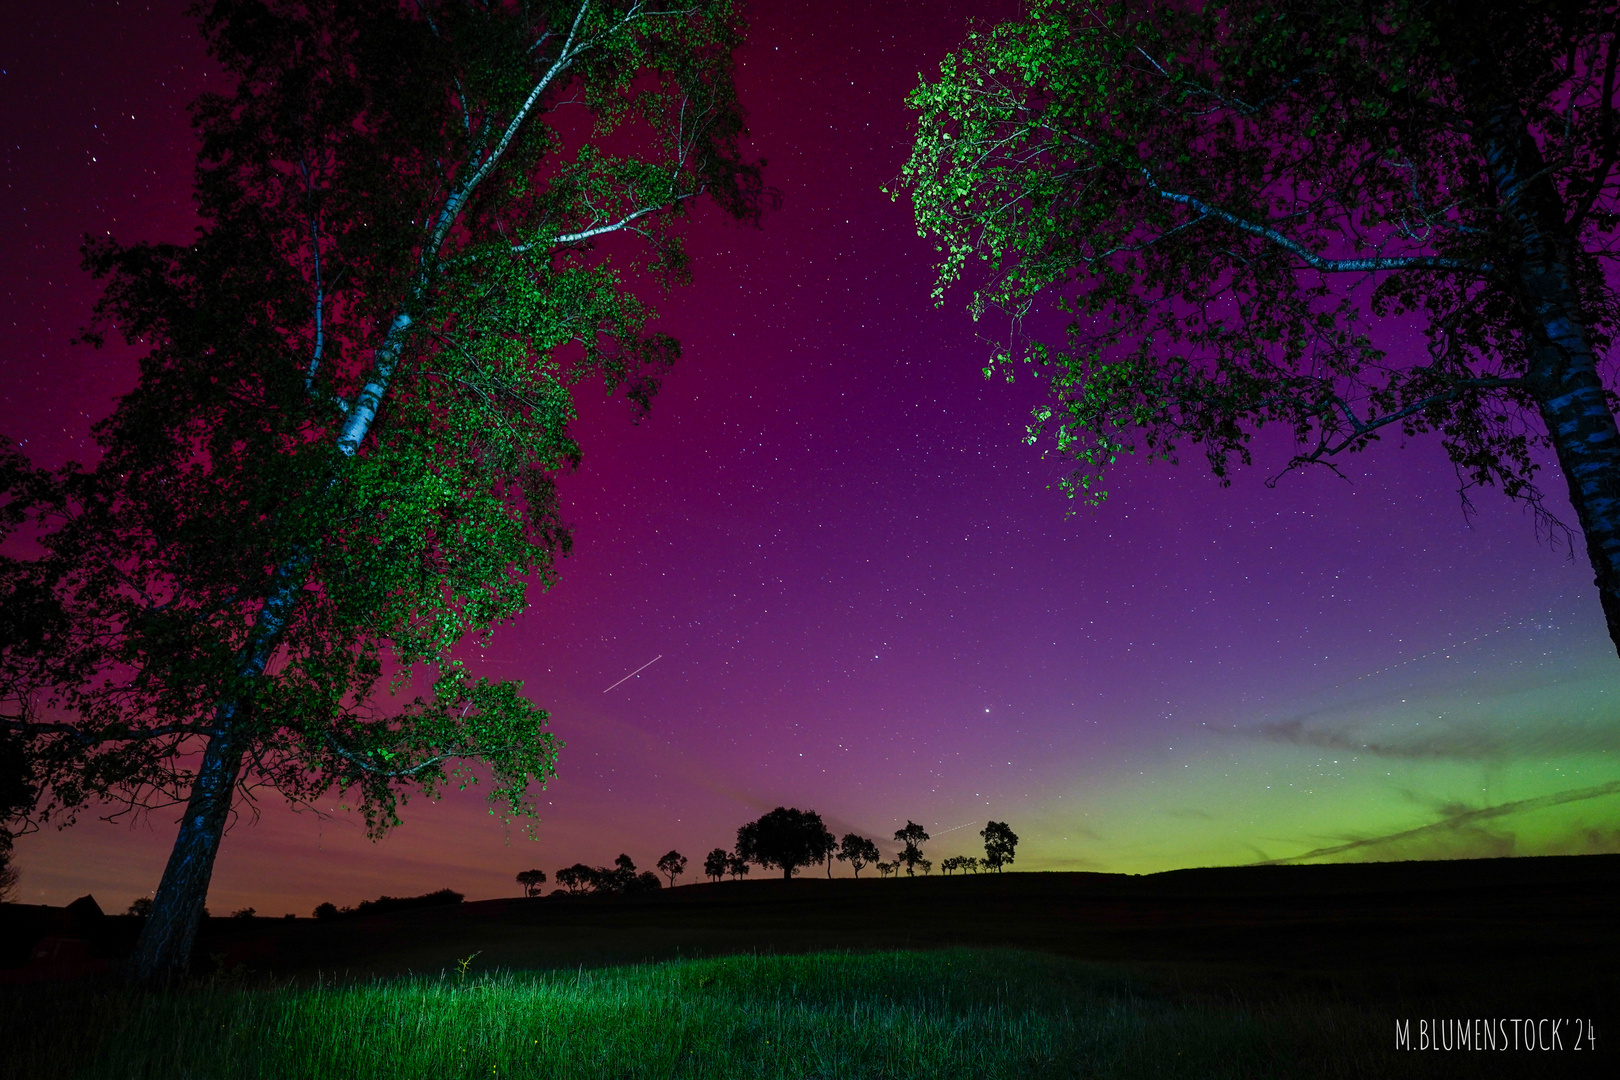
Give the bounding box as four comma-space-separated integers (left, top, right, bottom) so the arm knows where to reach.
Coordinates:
4, 1, 1618, 917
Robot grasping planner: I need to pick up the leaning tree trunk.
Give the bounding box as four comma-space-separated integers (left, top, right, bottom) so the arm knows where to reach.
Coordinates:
1473, 99, 1620, 658
126, 547, 314, 984
1528, 324, 1620, 655
122, 304, 406, 988
126, 287, 421, 983
126, 710, 247, 983
119, 4, 620, 980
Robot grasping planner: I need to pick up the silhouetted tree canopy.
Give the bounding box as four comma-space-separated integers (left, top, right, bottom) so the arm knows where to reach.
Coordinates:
555, 863, 594, 896
813, 822, 837, 878
656, 850, 687, 887
516, 868, 548, 897
894, 820, 930, 876
735, 806, 829, 879
593, 854, 641, 894
836, 833, 880, 878
982, 821, 1019, 872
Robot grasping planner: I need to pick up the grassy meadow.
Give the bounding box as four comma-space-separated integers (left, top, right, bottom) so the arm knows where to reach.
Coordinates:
0, 948, 1490, 1080
0, 947, 1601, 1080
3, 860, 1614, 1078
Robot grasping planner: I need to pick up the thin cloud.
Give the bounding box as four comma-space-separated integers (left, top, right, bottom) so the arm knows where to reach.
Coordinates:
1249, 715, 1620, 762
1252, 780, 1620, 865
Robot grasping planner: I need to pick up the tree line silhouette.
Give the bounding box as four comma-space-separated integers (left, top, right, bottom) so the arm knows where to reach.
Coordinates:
515, 811, 1019, 896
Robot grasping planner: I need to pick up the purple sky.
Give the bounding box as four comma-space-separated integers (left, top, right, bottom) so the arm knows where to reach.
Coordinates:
4, 1, 1618, 916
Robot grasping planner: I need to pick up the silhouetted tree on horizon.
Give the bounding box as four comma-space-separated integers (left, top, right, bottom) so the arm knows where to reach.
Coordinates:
982, 821, 1019, 872
736, 807, 829, 879
703, 847, 729, 883
837, 833, 880, 878
656, 850, 688, 888
894, 820, 930, 876
516, 869, 547, 897
596, 854, 639, 893
555, 863, 594, 896
815, 822, 837, 878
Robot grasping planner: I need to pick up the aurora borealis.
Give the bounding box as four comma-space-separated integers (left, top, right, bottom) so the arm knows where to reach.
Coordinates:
3, 0, 1617, 917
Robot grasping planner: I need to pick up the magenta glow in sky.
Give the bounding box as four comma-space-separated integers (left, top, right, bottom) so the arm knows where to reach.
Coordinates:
3, 1, 1617, 916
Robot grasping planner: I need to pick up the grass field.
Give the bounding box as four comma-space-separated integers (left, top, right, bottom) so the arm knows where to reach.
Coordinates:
0, 948, 1550, 1080
2, 859, 1614, 1078
0, 947, 1606, 1080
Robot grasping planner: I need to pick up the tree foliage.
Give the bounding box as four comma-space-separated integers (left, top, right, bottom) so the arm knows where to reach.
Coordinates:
981, 820, 1018, 872
551, 854, 659, 895
813, 821, 837, 878
902, 0, 1620, 651
596, 853, 651, 893
702, 846, 729, 882
893, 820, 929, 876
656, 848, 687, 887
0, 0, 764, 982
555, 863, 594, 895
835, 832, 879, 877
516, 868, 548, 896
735, 806, 829, 879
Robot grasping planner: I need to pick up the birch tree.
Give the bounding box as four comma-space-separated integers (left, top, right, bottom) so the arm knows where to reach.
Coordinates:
0, 0, 764, 983
901, 0, 1620, 654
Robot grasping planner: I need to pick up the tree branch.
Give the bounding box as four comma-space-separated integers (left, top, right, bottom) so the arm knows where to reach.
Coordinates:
1568, 18, 1620, 234
340, 0, 603, 459
512, 193, 697, 253
322, 732, 468, 780
1270, 376, 1526, 484
1146, 176, 1491, 275
2, 717, 213, 744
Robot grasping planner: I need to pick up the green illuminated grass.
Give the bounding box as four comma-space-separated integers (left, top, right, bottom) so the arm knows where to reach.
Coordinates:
0, 948, 1584, 1079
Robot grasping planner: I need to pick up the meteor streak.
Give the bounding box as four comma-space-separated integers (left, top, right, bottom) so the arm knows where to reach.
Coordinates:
602, 654, 662, 694
933, 821, 981, 836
